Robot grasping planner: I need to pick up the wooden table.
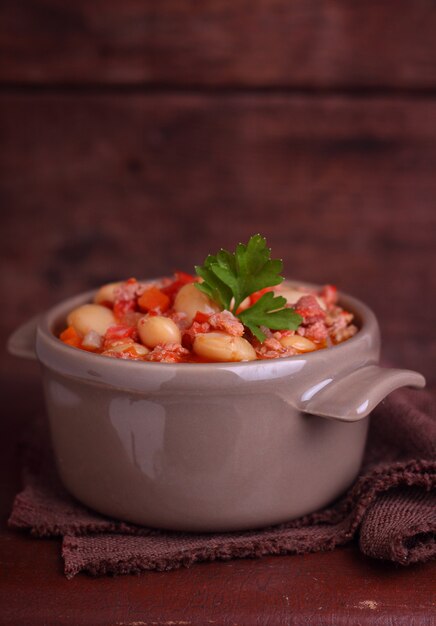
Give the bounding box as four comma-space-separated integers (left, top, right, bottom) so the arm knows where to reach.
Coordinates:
1, 365, 435, 626
2, 535, 435, 626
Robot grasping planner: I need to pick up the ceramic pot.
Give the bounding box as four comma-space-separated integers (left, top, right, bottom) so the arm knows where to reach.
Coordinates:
8, 283, 425, 532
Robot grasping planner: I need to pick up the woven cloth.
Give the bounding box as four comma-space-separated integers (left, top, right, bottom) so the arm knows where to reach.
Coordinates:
9, 388, 436, 578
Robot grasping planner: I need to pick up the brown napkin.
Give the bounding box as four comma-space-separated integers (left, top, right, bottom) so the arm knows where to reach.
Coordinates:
9, 389, 436, 578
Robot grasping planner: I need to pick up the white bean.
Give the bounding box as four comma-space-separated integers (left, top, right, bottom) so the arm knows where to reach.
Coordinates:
173, 283, 220, 324
279, 335, 317, 352
94, 282, 121, 305
67, 304, 116, 336
138, 315, 181, 348
193, 332, 256, 362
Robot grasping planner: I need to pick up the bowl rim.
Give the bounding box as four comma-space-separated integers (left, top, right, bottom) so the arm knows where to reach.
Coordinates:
36, 279, 379, 373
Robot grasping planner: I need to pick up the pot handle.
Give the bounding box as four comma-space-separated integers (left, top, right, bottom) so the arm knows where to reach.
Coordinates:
299, 365, 425, 422
7, 315, 39, 360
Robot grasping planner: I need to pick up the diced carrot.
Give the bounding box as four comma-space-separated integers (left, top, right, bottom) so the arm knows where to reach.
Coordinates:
60, 326, 78, 341
60, 325, 82, 348
138, 287, 170, 313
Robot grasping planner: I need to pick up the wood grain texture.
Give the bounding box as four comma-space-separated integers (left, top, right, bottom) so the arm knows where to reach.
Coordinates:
1, 372, 435, 626
1, 93, 436, 382
1, 540, 435, 626
1, 0, 436, 88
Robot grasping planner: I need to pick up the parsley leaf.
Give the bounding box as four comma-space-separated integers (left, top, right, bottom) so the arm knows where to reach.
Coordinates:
195, 234, 283, 312
238, 292, 302, 342
195, 254, 233, 310
195, 234, 303, 340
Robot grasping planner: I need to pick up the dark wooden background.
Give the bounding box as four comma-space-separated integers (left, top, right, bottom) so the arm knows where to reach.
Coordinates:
1, 0, 436, 385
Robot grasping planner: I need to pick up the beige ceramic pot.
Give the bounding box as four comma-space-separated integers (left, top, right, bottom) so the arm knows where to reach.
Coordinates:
8, 282, 425, 532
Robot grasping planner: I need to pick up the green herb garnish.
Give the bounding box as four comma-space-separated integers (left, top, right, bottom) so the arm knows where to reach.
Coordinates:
238, 291, 302, 341
195, 234, 302, 341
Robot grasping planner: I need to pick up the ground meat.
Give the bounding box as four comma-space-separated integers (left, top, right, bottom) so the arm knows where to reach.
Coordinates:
183, 311, 244, 348
182, 321, 211, 348
294, 295, 326, 324
121, 311, 143, 328
325, 308, 357, 343
103, 325, 138, 349
112, 281, 141, 322
333, 324, 358, 343
293, 295, 328, 341
326, 309, 352, 332
102, 349, 143, 361
167, 310, 189, 330
254, 337, 297, 359
146, 343, 189, 363
114, 280, 142, 303
101, 339, 144, 360
208, 311, 244, 336
297, 320, 328, 342
272, 330, 293, 340
326, 309, 353, 328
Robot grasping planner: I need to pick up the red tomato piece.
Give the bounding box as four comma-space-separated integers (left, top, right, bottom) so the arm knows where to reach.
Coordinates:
175, 271, 196, 284
161, 271, 196, 299
249, 287, 274, 305
105, 324, 137, 343
193, 311, 211, 324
